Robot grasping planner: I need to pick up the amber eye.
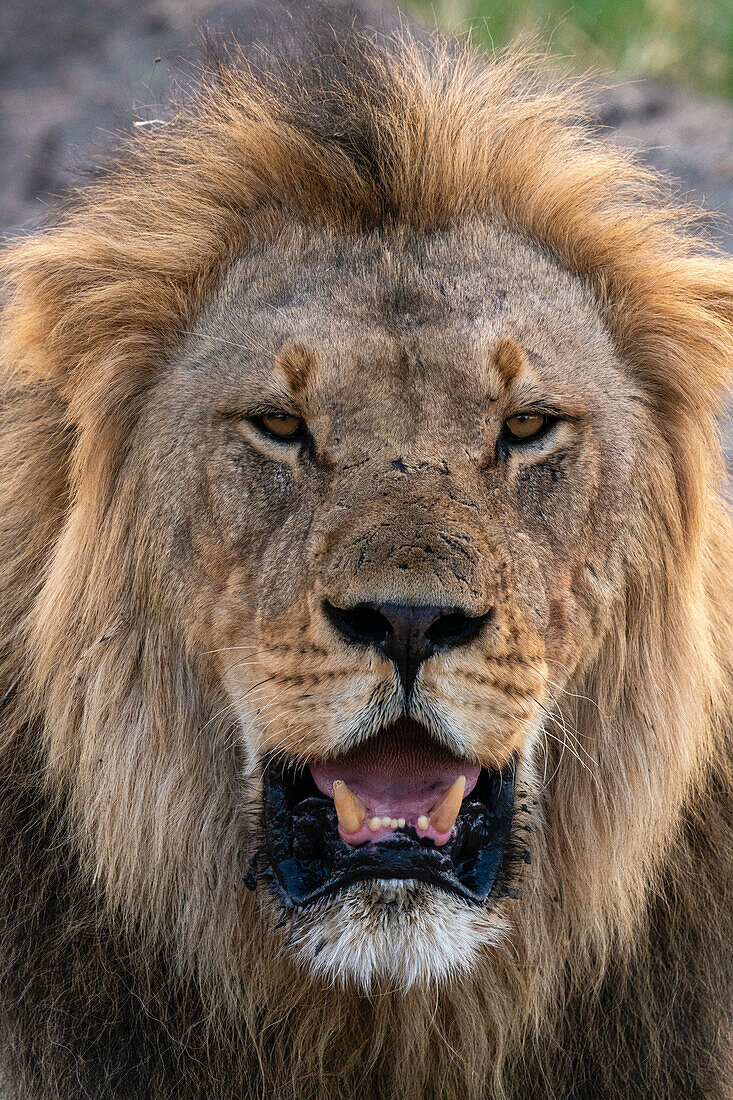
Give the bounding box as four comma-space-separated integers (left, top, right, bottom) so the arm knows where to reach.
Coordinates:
257, 412, 305, 440
503, 413, 548, 442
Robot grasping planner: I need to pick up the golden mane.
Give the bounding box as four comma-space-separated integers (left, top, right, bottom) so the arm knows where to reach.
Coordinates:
3, 34, 733, 513
0, 24, 732, 1100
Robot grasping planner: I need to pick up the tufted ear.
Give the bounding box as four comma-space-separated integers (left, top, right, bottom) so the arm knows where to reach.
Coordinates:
0, 221, 205, 497
600, 255, 733, 535
607, 256, 733, 415
0, 204, 247, 417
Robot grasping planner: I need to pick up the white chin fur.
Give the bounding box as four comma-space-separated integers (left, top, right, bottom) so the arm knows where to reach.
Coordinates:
286, 879, 508, 993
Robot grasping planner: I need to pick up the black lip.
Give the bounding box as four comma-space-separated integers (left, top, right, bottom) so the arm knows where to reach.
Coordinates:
261, 757, 516, 907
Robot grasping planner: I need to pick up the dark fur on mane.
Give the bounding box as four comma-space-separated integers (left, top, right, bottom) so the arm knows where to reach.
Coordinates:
0, 6, 732, 1098
1, 723, 730, 1096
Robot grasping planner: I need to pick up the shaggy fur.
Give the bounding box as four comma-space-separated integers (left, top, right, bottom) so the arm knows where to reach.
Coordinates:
1, 8, 732, 1099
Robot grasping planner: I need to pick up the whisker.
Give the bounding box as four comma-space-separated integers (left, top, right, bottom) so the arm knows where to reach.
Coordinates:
542, 729, 597, 784
202, 644, 263, 657
543, 673, 606, 717
177, 327, 274, 359
537, 692, 597, 769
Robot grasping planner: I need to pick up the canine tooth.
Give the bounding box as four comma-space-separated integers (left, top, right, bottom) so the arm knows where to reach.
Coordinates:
430, 775, 466, 834
332, 780, 366, 834
369, 816, 382, 832
417, 815, 430, 831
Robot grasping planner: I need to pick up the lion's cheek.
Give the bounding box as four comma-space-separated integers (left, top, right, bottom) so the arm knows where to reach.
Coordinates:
416, 644, 548, 763
229, 653, 398, 762
541, 592, 591, 683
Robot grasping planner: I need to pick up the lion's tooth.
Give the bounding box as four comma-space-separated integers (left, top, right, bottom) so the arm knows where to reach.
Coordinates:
369, 816, 382, 832
417, 814, 430, 831
332, 780, 366, 834
430, 775, 466, 834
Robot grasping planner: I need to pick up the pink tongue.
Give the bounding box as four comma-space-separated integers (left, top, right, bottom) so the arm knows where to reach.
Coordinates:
309, 720, 479, 847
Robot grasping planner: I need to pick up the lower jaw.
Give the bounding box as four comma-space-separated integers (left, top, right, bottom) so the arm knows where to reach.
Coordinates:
261, 759, 517, 908
286, 877, 512, 992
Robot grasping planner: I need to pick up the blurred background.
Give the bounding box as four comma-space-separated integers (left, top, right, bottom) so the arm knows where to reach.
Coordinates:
418, 0, 733, 98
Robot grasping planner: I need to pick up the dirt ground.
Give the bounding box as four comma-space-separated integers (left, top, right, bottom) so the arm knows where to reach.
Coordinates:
1, 0, 731, 461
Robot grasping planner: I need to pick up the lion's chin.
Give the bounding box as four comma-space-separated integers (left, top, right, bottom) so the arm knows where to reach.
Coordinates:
285, 879, 509, 993
257, 721, 524, 990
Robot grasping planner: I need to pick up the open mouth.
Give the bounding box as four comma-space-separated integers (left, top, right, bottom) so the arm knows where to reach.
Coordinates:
262, 719, 516, 907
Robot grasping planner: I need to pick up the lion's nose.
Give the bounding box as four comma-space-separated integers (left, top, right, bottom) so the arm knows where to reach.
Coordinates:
323, 600, 491, 695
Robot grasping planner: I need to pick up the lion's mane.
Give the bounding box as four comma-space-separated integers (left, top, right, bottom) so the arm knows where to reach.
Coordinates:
0, 13, 732, 1100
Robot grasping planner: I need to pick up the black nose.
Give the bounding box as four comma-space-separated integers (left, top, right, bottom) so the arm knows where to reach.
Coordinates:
323, 600, 491, 695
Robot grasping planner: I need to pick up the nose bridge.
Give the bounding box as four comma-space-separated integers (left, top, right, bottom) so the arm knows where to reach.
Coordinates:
318, 461, 493, 612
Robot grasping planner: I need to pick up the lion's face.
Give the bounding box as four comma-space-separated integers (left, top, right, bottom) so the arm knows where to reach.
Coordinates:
142, 220, 642, 989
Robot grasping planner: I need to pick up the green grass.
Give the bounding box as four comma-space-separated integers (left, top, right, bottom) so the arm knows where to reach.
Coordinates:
411, 0, 733, 98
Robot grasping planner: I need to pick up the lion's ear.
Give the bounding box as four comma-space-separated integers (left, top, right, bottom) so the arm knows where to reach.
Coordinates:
611, 255, 733, 536
663, 258, 733, 403
598, 253, 733, 418
1, 225, 205, 418
0, 207, 224, 505
693, 262, 733, 394
0, 64, 366, 419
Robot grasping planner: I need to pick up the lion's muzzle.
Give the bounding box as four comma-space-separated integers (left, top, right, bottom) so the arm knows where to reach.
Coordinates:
322, 600, 492, 696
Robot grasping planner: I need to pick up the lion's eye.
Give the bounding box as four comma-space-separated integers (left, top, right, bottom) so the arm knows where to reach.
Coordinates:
503, 413, 549, 443
256, 412, 305, 441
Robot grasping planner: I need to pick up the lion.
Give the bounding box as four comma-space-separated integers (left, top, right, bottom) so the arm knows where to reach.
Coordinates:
0, 7, 731, 1099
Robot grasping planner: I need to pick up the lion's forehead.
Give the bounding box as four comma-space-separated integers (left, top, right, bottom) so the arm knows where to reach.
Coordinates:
177, 220, 626, 425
